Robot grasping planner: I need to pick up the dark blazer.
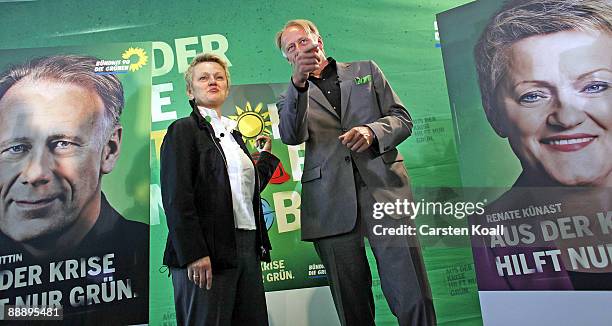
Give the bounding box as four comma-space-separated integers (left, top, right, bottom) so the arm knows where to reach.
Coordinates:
277, 60, 414, 240
160, 101, 279, 271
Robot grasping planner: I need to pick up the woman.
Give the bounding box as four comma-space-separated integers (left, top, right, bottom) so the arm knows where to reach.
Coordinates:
160, 53, 279, 325
471, 0, 612, 290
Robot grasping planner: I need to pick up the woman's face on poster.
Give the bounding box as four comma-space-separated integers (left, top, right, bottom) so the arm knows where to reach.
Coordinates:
494, 30, 612, 186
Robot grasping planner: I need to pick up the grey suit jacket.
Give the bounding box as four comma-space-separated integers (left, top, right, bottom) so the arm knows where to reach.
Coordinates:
277, 60, 414, 240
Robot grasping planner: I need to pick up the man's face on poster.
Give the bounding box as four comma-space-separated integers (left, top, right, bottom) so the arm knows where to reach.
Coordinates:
494, 30, 612, 186
0, 78, 113, 242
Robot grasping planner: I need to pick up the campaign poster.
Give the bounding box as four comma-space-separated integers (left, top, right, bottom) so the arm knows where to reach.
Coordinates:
0, 43, 151, 324
438, 0, 612, 324
1, 0, 480, 324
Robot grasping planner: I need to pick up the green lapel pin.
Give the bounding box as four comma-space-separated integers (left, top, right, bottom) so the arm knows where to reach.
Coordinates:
354, 74, 372, 85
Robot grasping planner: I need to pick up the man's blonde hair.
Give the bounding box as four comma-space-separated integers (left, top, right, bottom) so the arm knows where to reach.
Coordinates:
184, 53, 231, 92
275, 19, 320, 55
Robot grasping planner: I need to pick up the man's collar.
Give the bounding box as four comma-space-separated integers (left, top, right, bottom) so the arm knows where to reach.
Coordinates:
322, 57, 337, 76
309, 57, 336, 80
327, 57, 337, 67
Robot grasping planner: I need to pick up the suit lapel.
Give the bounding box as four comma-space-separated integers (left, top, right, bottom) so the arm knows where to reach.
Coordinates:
309, 81, 339, 120
337, 62, 353, 124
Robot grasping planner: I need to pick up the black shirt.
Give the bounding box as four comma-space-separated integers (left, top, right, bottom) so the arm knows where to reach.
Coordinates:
308, 57, 341, 118
294, 57, 342, 118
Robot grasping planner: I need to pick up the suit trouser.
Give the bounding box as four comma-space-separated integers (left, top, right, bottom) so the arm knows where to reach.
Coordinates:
170, 230, 268, 326
313, 172, 436, 326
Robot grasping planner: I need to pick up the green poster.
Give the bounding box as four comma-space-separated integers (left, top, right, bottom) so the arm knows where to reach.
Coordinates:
439, 2, 612, 324
0, 43, 151, 324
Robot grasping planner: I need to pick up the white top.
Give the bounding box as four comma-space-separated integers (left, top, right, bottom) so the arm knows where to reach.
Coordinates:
198, 106, 256, 230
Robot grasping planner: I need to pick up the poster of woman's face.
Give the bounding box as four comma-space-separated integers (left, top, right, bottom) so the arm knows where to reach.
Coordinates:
440, 0, 612, 189
480, 10, 612, 187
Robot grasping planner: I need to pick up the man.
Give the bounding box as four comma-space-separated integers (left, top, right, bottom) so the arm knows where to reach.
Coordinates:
0, 55, 148, 324
275, 20, 436, 325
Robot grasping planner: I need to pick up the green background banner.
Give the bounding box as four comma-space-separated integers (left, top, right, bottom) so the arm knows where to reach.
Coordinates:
1, 1, 482, 325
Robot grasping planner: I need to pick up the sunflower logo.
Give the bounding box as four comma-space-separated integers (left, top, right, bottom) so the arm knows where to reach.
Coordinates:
122, 47, 148, 72
229, 101, 272, 147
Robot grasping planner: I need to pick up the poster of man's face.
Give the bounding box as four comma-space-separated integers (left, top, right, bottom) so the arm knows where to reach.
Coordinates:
0, 48, 150, 324
0, 78, 114, 245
